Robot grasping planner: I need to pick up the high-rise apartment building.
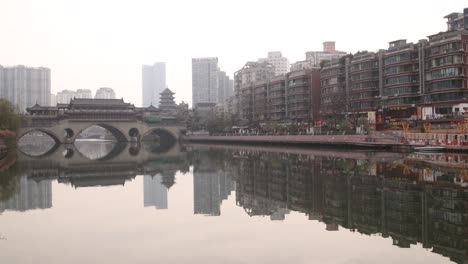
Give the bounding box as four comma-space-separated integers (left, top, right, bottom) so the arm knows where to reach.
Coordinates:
0, 65, 50, 112
234, 61, 275, 122
95, 87, 116, 99
142, 62, 166, 107
444, 8, 468, 31
305, 42, 347, 67
319, 14, 468, 129
76, 89, 93, 99
56, 90, 76, 104
56, 89, 93, 104
192, 57, 219, 107
258, 51, 290, 76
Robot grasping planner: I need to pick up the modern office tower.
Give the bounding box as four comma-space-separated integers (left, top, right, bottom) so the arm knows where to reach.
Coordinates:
142, 62, 166, 107
159, 88, 176, 113
192, 57, 219, 106
0, 177, 52, 212
143, 175, 168, 209
56, 89, 77, 104
305, 42, 347, 67
258, 51, 290, 76
0, 65, 50, 112
95, 87, 116, 99
234, 61, 275, 122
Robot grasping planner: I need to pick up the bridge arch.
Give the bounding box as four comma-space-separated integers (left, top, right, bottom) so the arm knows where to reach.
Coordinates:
75, 124, 128, 142
17, 128, 61, 144
142, 128, 177, 153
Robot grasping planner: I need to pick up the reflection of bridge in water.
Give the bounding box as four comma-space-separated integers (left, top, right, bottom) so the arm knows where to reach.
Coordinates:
16, 142, 190, 188
17, 98, 186, 144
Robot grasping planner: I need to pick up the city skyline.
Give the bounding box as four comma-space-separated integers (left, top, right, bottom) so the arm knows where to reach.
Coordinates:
0, 1, 465, 107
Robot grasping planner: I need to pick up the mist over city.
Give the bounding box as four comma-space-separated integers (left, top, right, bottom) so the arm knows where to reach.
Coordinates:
1, 1, 468, 264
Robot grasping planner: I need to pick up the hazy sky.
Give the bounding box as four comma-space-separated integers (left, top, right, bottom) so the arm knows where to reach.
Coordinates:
1, 0, 466, 107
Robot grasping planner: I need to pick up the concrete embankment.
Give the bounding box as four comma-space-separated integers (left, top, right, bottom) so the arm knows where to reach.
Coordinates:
183, 134, 410, 151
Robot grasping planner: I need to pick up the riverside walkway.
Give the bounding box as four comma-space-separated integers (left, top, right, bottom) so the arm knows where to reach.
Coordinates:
185, 132, 468, 152
184, 132, 405, 150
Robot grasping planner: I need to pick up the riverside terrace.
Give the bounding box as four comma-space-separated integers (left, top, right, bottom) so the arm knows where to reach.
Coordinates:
17, 98, 186, 144
184, 131, 468, 152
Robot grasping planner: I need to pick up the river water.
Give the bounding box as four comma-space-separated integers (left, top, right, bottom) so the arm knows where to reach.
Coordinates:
1, 141, 467, 263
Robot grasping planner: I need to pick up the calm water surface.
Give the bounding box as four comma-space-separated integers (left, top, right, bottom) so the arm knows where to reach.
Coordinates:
0, 141, 467, 264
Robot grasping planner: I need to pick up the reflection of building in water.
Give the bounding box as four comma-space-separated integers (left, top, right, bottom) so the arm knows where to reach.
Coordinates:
144, 175, 168, 209
0, 176, 52, 212
224, 148, 468, 264
193, 152, 235, 216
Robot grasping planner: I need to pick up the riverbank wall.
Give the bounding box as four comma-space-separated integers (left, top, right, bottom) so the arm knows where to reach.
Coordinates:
183, 134, 468, 153
183, 134, 411, 151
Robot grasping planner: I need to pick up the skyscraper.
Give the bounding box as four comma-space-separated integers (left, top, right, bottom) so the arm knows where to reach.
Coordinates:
142, 62, 166, 107
0, 65, 50, 112
192, 57, 219, 107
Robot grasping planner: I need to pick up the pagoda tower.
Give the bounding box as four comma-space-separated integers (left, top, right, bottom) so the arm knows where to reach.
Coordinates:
159, 88, 177, 113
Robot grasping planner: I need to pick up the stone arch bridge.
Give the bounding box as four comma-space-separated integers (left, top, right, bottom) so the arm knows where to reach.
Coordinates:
17, 98, 186, 144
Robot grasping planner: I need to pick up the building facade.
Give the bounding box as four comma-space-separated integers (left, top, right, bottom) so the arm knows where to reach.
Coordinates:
95, 87, 116, 99
258, 51, 290, 76
306, 42, 347, 68
192, 57, 233, 108
0, 65, 50, 112
142, 62, 166, 107
57, 89, 93, 104
319, 16, 468, 130
235, 62, 321, 127
192, 57, 219, 107
235, 61, 275, 123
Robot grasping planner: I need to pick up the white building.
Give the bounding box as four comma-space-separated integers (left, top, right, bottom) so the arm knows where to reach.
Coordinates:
258, 51, 290, 76
0, 65, 50, 112
76, 89, 92, 99
142, 62, 166, 107
56, 89, 93, 104
56, 90, 76, 104
95, 87, 116, 99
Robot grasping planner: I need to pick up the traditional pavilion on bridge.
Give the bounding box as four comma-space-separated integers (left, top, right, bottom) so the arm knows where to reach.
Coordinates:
26, 98, 177, 124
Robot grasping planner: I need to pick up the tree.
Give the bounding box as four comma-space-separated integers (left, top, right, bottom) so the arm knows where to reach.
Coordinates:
0, 99, 20, 131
